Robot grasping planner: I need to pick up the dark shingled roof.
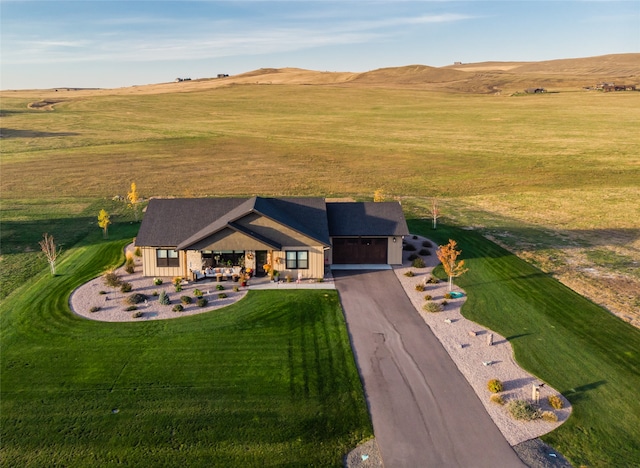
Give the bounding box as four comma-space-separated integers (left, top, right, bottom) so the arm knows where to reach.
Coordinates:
326, 202, 410, 237
136, 197, 330, 248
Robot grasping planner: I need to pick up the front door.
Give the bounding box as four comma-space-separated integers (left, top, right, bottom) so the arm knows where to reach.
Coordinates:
255, 250, 268, 276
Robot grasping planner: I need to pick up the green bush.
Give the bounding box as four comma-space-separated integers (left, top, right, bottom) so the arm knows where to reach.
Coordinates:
490, 394, 505, 405
124, 264, 135, 274
216, 284, 225, 291
426, 276, 439, 284
153, 277, 163, 286
89, 306, 100, 313
120, 282, 132, 293
487, 379, 503, 393
412, 257, 426, 268
125, 305, 138, 311
424, 294, 432, 301
180, 295, 192, 305
541, 410, 558, 422
233, 286, 239, 292
193, 289, 203, 297
104, 271, 121, 287
415, 283, 425, 292
158, 290, 170, 305
134, 246, 142, 257
218, 293, 228, 299
423, 301, 443, 313
404, 270, 415, 277
507, 400, 541, 421
126, 293, 148, 305
174, 283, 183, 292
196, 297, 208, 307
172, 304, 184, 313
548, 395, 564, 409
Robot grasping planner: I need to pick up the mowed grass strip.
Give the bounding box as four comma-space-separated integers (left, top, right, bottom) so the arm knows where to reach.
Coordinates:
412, 220, 640, 467
0, 227, 372, 467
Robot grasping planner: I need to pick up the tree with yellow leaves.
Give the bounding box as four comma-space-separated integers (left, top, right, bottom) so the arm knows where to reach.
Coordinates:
373, 189, 385, 202
98, 209, 111, 238
436, 239, 469, 292
127, 182, 142, 222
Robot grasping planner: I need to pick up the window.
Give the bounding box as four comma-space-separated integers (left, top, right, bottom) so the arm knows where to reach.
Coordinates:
285, 250, 308, 269
156, 249, 179, 267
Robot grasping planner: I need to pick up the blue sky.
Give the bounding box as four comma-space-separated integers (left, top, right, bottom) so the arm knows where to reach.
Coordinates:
1, 1, 638, 89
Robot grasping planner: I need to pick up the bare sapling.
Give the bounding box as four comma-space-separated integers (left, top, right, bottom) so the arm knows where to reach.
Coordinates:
436, 239, 469, 291
430, 198, 440, 229
39, 233, 62, 275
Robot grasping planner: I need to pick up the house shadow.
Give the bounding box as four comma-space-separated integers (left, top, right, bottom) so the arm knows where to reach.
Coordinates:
0, 128, 80, 139
564, 380, 607, 403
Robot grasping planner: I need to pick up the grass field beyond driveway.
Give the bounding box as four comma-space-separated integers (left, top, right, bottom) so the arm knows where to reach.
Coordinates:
413, 220, 640, 468
0, 228, 372, 467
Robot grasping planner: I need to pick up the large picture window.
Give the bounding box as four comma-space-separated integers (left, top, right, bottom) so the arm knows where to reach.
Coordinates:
285, 250, 308, 269
156, 249, 179, 267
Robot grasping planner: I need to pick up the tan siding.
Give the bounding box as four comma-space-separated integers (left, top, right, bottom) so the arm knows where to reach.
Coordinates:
275, 246, 325, 279
141, 246, 183, 278
388, 237, 404, 265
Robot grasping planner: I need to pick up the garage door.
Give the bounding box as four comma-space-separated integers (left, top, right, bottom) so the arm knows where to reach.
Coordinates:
332, 238, 388, 264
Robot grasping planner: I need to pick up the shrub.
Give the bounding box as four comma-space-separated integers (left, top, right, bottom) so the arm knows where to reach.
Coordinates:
124, 264, 135, 274
218, 293, 228, 299
126, 293, 148, 305
441, 300, 448, 307
541, 411, 558, 422
548, 395, 564, 409
125, 305, 138, 311
120, 282, 132, 293
444, 292, 453, 299
407, 253, 419, 261
196, 297, 208, 307
172, 276, 183, 286
423, 301, 443, 313
152, 291, 159, 296
134, 246, 142, 257
419, 248, 430, 256
487, 379, 503, 393
412, 235, 418, 240
422, 240, 432, 248
216, 284, 225, 291
403, 243, 416, 251
158, 290, 170, 305
132, 310, 143, 318
426, 276, 439, 284
174, 283, 182, 293
424, 294, 433, 301
404, 270, 415, 277
412, 257, 426, 268
415, 283, 426, 292
98, 290, 107, 295
490, 394, 505, 405
233, 286, 239, 292
180, 295, 192, 305
89, 306, 101, 313
507, 400, 541, 421
104, 271, 121, 287
153, 277, 163, 286
193, 289, 203, 297
172, 304, 184, 313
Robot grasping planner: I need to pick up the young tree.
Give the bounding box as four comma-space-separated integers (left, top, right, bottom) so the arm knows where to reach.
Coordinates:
436, 239, 469, 291
127, 182, 142, 222
430, 198, 440, 229
373, 189, 385, 202
98, 209, 111, 238
39, 233, 62, 275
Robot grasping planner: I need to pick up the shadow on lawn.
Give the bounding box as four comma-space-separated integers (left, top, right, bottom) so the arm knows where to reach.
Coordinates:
564, 380, 608, 403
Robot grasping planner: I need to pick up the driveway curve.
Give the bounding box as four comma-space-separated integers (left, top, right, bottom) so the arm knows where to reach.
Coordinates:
335, 269, 526, 468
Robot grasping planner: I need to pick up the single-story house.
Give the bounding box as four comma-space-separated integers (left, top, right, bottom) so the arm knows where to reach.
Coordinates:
135, 196, 409, 280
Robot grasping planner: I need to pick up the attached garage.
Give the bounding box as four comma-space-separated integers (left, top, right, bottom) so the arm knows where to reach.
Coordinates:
327, 202, 409, 266
332, 237, 388, 264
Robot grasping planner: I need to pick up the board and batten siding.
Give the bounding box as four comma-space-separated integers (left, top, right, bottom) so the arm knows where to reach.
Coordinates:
140, 247, 185, 278
274, 246, 325, 279
388, 237, 404, 265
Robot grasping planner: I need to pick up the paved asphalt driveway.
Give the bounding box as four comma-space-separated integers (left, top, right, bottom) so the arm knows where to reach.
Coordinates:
334, 269, 526, 468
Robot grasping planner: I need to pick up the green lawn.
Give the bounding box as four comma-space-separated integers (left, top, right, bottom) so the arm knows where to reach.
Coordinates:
412, 220, 640, 467
0, 225, 372, 467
